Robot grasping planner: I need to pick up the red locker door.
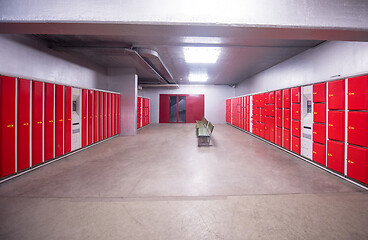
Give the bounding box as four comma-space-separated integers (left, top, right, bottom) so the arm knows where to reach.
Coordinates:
283, 129, 291, 150
292, 87, 301, 103
328, 111, 345, 142
348, 111, 368, 148
264, 93, 269, 104
313, 103, 326, 123
17, 79, 31, 171
276, 90, 282, 108
276, 109, 282, 127
347, 145, 368, 184
117, 95, 120, 133
292, 104, 301, 120
107, 93, 111, 137
283, 89, 291, 108
81, 89, 87, 147
259, 93, 265, 107
112, 94, 115, 135
313, 123, 326, 144
32, 81, 43, 166
327, 140, 344, 174
88, 90, 93, 144
292, 120, 300, 137
283, 109, 291, 129
259, 123, 265, 139
328, 79, 345, 110
292, 136, 301, 155
267, 105, 275, 117
44, 83, 54, 161
99, 91, 103, 140
270, 117, 275, 143
269, 91, 275, 104
55, 85, 64, 157
64, 86, 71, 154
94, 91, 99, 142
348, 75, 368, 110
313, 142, 326, 165
313, 82, 326, 103
276, 127, 282, 146
0, 76, 16, 177
103, 92, 107, 139
264, 118, 270, 141
260, 108, 265, 123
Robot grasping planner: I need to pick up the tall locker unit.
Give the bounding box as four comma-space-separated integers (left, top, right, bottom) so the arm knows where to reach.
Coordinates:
117, 95, 121, 134
291, 87, 301, 155
112, 94, 115, 136
276, 90, 283, 146
88, 90, 93, 145
32, 81, 43, 166
107, 93, 111, 138
55, 85, 64, 157
103, 92, 107, 139
99, 91, 103, 141
283, 89, 291, 150
137, 97, 142, 129
64, 86, 71, 154
44, 83, 54, 161
312, 82, 327, 165
94, 91, 99, 142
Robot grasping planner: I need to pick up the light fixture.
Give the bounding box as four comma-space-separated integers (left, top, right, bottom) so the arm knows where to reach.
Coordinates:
184, 47, 221, 63
188, 73, 208, 82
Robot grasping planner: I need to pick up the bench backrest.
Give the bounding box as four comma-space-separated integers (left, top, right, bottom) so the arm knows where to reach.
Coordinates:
202, 117, 208, 126
208, 122, 214, 134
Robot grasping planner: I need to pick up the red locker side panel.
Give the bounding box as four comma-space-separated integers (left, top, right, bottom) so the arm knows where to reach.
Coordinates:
327, 140, 344, 174
88, 90, 93, 144
99, 92, 103, 140
348, 75, 368, 110
313, 82, 326, 103
292, 87, 301, 103
117, 95, 120, 134
292, 136, 301, 155
283, 129, 291, 150
276, 90, 282, 108
283, 89, 291, 108
103, 92, 107, 139
292, 120, 300, 137
283, 109, 291, 129
44, 83, 54, 161
0, 76, 16, 177
82, 89, 87, 147
348, 111, 368, 148
112, 94, 115, 135
347, 145, 368, 184
17, 79, 31, 171
328, 79, 345, 110
55, 85, 64, 157
32, 81, 43, 166
313, 142, 326, 165
313, 123, 326, 145
313, 103, 326, 123
64, 86, 71, 154
292, 104, 301, 120
276, 127, 282, 146
94, 91, 99, 142
276, 109, 282, 127
107, 93, 111, 137
328, 111, 345, 142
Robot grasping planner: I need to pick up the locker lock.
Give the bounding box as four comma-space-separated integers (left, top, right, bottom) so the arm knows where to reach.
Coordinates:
328, 153, 333, 157
313, 132, 317, 134
313, 92, 317, 95
348, 92, 355, 96
295, 145, 298, 147
313, 151, 317, 154
37, 121, 42, 124
347, 160, 354, 164
328, 124, 333, 127
59, 119, 63, 122
328, 94, 333, 97
49, 120, 53, 123
6, 124, 14, 128
348, 126, 354, 130
23, 123, 29, 126
314, 112, 317, 114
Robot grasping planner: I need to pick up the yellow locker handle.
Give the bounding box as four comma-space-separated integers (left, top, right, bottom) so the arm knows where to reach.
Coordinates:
313, 151, 317, 154
348, 92, 355, 96
23, 123, 29, 126
348, 126, 355, 130
49, 120, 53, 123
59, 119, 63, 122
6, 124, 14, 128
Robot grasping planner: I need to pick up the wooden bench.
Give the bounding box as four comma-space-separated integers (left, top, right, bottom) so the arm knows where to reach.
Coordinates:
197, 121, 214, 146
196, 117, 208, 134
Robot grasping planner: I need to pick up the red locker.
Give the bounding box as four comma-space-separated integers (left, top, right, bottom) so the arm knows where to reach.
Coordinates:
264, 120, 270, 141
88, 90, 93, 144
292, 87, 301, 103
270, 117, 275, 143
112, 94, 115, 135
313, 82, 326, 103
117, 95, 120, 134
283, 109, 291, 129
55, 85, 64, 157
259, 123, 265, 139
348, 75, 368, 110
347, 145, 368, 184
264, 93, 270, 104
313, 103, 326, 123
267, 105, 275, 117
64, 86, 71, 153
82, 89, 87, 146
283, 129, 291, 150
328, 111, 345, 142
107, 93, 111, 138
17, 79, 31, 171
348, 111, 368, 148
0, 76, 16, 177
276, 127, 282, 146
94, 91, 99, 142
103, 92, 107, 138
292, 136, 301, 155
327, 140, 344, 174
269, 91, 275, 104
32, 81, 43, 166
283, 89, 291, 108
328, 79, 345, 110
99, 92, 103, 140
276, 109, 282, 127
44, 83, 54, 161
259, 93, 265, 107
292, 120, 300, 137
313, 142, 326, 165
260, 108, 265, 123
292, 104, 301, 120
313, 123, 326, 145
276, 90, 282, 108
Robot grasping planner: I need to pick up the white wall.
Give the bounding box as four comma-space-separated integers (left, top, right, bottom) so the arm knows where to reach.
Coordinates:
235, 41, 368, 95
139, 85, 235, 124
0, 35, 108, 90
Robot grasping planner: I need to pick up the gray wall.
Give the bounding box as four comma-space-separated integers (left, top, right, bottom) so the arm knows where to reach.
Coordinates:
0, 35, 108, 90
235, 41, 368, 95
140, 85, 235, 124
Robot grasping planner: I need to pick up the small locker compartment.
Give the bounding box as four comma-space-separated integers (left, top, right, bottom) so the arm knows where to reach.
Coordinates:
347, 145, 368, 185
348, 75, 368, 110
327, 140, 344, 174
313, 82, 326, 103
313, 103, 326, 123
270, 119, 275, 143
44, 83, 55, 161
283, 129, 291, 150
292, 136, 301, 155
276, 109, 282, 127
328, 79, 345, 110
276, 127, 282, 146
266, 104, 275, 117
328, 111, 345, 142
313, 123, 326, 144
276, 90, 282, 108
283, 89, 291, 109
259, 123, 265, 139
313, 142, 326, 165
348, 111, 368, 148
292, 87, 301, 103
268, 91, 275, 104
32, 81, 44, 166
283, 109, 291, 129
292, 120, 301, 137
292, 104, 301, 120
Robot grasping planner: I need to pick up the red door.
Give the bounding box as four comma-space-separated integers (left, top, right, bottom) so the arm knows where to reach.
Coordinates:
107, 93, 111, 137
283, 89, 291, 108
327, 140, 344, 174
81, 89, 87, 147
103, 92, 107, 139
117, 95, 120, 134
292, 87, 301, 103
94, 91, 99, 142
283, 109, 291, 129
313, 103, 326, 123
44, 83, 54, 161
292, 120, 300, 137
313, 123, 326, 144
99, 92, 103, 140
88, 90, 93, 144
313, 142, 326, 165
313, 82, 326, 103
292, 104, 301, 120
348, 75, 368, 110
276, 109, 282, 127
292, 136, 301, 155
64, 86, 71, 154
112, 94, 115, 135
283, 129, 291, 150
17, 78, 31, 171
55, 85, 64, 157
276, 127, 282, 146
328, 79, 345, 110
0, 76, 16, 177
276, 90, 282, 108
328, 111, 345, 142
348, 111, 368, 147
32, 81, 43, 166
347, 145, 368, 184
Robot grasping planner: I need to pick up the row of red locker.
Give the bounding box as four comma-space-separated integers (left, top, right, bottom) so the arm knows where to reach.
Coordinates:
0, 75, 121, 178
137, 97, 150, 129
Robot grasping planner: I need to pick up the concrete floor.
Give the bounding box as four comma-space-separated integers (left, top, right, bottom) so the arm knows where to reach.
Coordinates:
0, 124, 367, 239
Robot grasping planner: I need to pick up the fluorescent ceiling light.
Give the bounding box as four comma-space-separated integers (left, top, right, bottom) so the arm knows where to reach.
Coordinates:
189, 73, 208, 82
184, 47, 221, 63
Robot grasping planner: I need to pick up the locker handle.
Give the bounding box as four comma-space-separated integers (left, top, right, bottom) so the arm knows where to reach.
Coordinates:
313, 151, 317, 154
59, 119, 63, 122
328, 124, 333, 127
49, 120, 53, 123
313, 132, 317, 134
68, 118, 71, 121
328, 94, 333, 97
347, 160, 354, 164
327, 153, 333, 157
348, 126, 354, 130
37, 121, 42, 124
313, 92, 317, 95
314, 112, 317, 114
23, 123, 29, 126
6, 124, 14, 128
348, 92, 355, 96
295, 145, 298, 147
